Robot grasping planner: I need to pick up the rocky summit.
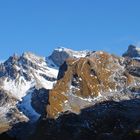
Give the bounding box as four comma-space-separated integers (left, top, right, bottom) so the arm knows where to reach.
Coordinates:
47, 51, 137, 118
0, 46, 140, 140
123, 44, 140, 58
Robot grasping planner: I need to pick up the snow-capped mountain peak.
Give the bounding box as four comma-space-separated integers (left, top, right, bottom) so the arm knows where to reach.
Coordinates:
0, 46, 140, 140
49, 47, 92, 66
54, 46, 89, 57
123, 45, 140, 58
0, 52, 58, 100
22, 52, 46, 65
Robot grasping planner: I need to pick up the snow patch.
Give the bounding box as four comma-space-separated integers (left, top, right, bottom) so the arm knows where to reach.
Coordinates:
2, 77, 35, 100
18, 89, 40, 122
55, 47, 88, 58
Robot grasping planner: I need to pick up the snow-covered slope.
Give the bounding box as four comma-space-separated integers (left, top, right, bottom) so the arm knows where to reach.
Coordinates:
0, 52, 59, 126
17, 88, 41, 122
54, 47, 89, 58
0, 52, 58, 100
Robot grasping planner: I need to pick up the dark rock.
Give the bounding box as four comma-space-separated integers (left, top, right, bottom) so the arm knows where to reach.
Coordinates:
49, 48, 71, 67
31, 88, 49, 115
57, 61, 68, 80
123, 45, 140, 58
30, 99, 140, 140
127, 66, 140, 77
0, 132, 17, 140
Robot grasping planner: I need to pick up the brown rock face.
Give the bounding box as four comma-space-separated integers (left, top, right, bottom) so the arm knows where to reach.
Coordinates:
47, 51, 136, 118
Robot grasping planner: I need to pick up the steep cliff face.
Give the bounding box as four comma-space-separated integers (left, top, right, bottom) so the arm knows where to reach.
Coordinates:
31, 88, 49, 115
0, 89, 28, 134
49, 47, 91, 67
47, 51, 138, 118
123, 45, 140, 58
31, 47, 140, 140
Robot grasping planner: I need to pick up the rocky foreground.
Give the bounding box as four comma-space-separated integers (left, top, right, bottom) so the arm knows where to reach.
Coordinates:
0, 45, 140, 140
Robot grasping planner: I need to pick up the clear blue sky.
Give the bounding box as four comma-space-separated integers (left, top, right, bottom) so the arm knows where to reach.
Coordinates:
0, 0, 140, 60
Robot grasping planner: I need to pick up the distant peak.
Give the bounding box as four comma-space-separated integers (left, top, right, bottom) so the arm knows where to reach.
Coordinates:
22, 52, 37, 58
128, 44, 136, 49
123, 44, 140, 58
4, 53, 20, 64
128, 44, 140, 51
50, 47, 92, 66
54, 47, 73, 52
22, 52, 45, 61
13, 53, 19, 58
54, 46, 90, 54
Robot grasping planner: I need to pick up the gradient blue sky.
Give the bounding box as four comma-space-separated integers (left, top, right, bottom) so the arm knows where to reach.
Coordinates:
0, 0, 140, 60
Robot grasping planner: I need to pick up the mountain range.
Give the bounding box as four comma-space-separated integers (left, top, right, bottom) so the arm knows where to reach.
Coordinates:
0, 45, 140, 140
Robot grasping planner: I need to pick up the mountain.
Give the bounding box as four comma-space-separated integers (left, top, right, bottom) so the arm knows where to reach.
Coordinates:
0, 47, 92, 135
0, 52, 59, 134
49, 47, 92, 66
123, 44, 140, 58
35, 48, 140, 140
0, 46, 140, 140
47, 51, 140, 118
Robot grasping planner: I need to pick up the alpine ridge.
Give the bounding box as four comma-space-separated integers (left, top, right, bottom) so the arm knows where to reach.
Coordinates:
47, 51, 139, 118
0, 47, 92, 135
0, 46, 140, 140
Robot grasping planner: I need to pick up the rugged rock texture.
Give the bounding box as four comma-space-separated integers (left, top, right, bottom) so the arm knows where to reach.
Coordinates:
1, 46, 140, 140
32, 98, 140, 140
47, 51, 138, 118
0, 48, 92, 136
31, 88, 49, 115
123, 45, 140, 58
0, 89, 28, 134
49, 47, 91, 66
0, 52, 58, 100
0, 52, 58, 134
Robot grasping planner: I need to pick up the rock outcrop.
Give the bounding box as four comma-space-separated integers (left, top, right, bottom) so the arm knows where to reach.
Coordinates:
31, 49, 140, 140
47, 51, 139, 118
